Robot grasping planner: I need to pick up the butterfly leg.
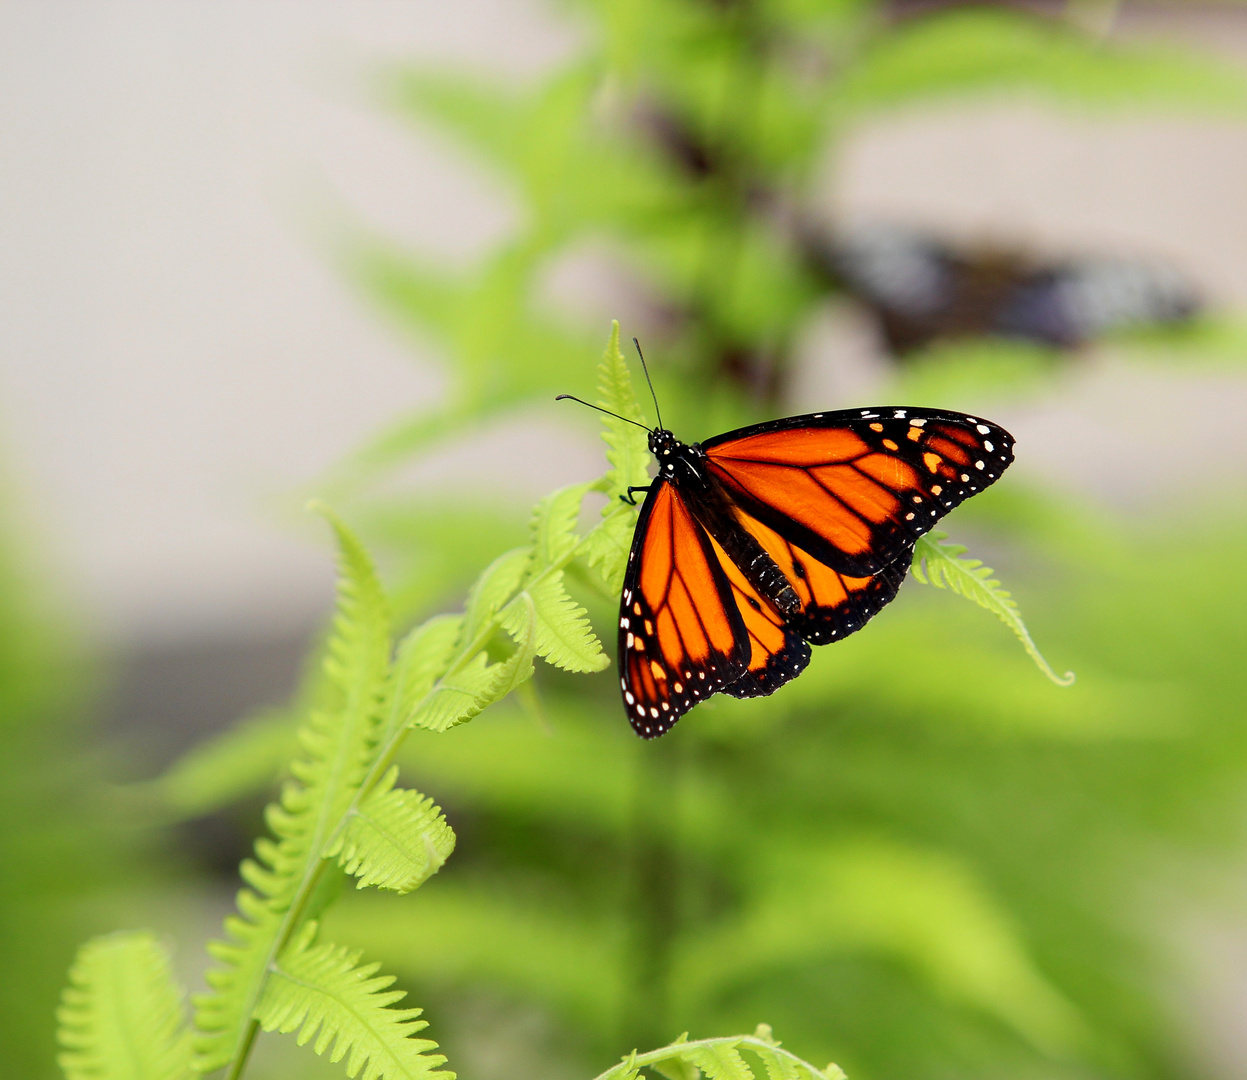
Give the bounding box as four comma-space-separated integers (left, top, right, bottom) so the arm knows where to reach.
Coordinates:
621, 485, 652, 506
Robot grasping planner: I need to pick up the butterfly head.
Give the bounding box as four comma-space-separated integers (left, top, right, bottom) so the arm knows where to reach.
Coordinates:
648, 428, 679, 460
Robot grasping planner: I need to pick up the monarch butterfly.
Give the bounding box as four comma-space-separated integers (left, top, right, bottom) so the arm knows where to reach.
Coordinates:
560, 348, 1015, 738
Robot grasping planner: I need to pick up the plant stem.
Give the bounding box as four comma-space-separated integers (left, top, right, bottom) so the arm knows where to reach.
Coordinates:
217, 513, 608, 1080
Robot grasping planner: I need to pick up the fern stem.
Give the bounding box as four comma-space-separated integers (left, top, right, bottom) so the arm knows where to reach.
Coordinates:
590, 1033, 841, 1080
218, 528, 594, 1080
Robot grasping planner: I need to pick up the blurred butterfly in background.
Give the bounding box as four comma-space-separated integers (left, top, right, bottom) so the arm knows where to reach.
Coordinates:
560, 345, 1015, 737
818, 222, 1200, 357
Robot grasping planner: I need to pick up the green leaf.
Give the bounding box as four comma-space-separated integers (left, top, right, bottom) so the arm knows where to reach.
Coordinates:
325, 881, 622, 1031
328, 767, 456, 893
391, 616, 464, 732
410, 609, 539, 732
581, 321, 650, 595
410, 651, 499, 733
195, 507, 393, 1072
595, 320, 651, 501
687, 1043, 753, 1080
911, 533, 1074, 686
463, 548, 531, 642
652, 1054, 700, 1080
492, 592, 540, 698
581, 507, 636, 597
833, 6, 1247, 120
531, 482, 591, 569
58, 932, 194, 1080
501, 574, 608, 673
590, 1031, 841, 1080
258, 924, 451, 1080
677, 840, 1089, 1056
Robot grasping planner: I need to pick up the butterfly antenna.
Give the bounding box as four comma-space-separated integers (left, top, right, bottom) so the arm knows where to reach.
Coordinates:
554, 395, 651, 432
633, 337, 664, 431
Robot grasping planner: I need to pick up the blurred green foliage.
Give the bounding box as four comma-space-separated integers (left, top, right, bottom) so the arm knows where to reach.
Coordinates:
0, 481, 131, 1080
122, 2, 1247, 1080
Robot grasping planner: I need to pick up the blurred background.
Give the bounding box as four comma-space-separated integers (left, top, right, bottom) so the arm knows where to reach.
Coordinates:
4, 2, 1247, 1079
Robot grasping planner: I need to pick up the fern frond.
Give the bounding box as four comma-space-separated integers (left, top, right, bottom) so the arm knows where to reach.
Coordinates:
592, 1027, 841, 1080
581, 506, 636, 597
582, 321, 649, 594
463, 548, 530, 642
411, 650, 513, 733
328, 766, 455, 893
195, 509, 394, 1072
58, 932, 194, 1080
390, 615, 463, 731
911, 533, 1074, 686
685, 1042, 753, 1080
502, 573, 608, 673
594, 320, 651, 500
257, 924, 451, 1080
747, 1026, 838, 1080
492, 591, 540, 697
532, 481, 593, 568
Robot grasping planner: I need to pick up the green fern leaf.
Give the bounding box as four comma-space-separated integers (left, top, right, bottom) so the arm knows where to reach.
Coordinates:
912, 533, 1074, 686
195, 508, 393, 1071
501, 573, 607, 673
391, 615, 463, 732
592, 1031, 840, 1080
581, 503, 636, 597
463, 548, 529, 641
328, 766, 455, 893
594, 320, 651, 500
532, 482, 591, 569
410, 600, 537, 732
412, 649, 512, 733
688, 1043, 753, 1080
58, 931, 193, 1080
652, 1057, 700, 1080
581, 321, 649, 594
492, 592, 540, 697
258, 924, 451, 1080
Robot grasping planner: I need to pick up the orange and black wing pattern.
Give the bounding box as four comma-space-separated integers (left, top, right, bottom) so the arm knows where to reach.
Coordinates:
703, 407, 1013, 577
704, 528, 813, 701
618, 407, 1014, 736
618, 480, 749, 737
722, 505, 912, 652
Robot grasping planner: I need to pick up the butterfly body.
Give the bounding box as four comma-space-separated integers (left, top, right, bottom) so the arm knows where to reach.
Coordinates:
618, 407, 1014, 738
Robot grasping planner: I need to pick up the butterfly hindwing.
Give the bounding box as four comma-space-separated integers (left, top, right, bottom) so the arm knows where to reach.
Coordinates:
619, 480, 749, 737
726, 506, 912, 647
704, 530, 812, 701
702, 407, 1013, 576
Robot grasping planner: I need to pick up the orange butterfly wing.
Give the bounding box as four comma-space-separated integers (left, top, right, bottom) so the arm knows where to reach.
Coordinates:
619, 481, 749, 737
703, 408, 1013, 577
703, 529, 813, 700
618, 407, 1014, 735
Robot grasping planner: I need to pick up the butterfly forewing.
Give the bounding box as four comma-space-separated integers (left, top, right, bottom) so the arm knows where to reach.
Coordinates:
619, 481, 749, 737
702, 408, 1013, 576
